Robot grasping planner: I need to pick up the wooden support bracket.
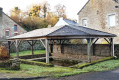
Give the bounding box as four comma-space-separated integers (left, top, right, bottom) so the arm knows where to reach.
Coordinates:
40, 39, 46, 48
104, 38, 110, 44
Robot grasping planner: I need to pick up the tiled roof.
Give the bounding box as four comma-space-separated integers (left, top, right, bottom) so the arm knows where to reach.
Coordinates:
8, 25, 116, 40
63, 19, 79, 26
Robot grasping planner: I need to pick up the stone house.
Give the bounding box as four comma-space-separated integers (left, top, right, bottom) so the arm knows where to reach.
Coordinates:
54, 17, 79, 27
77, 0, 119, 44
0, 7, 26, 41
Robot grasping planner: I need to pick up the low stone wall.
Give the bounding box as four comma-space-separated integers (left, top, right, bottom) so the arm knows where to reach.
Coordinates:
51, 44, 116, 60
19, 54, 46, 59
10, 41, 45, 53
0, 41, 45, 53
52, 44, 111, 56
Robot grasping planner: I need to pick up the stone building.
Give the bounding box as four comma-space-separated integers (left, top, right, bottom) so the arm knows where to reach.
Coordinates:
78, 0, 119, 44
0, 7, 26, 41
54, 17, 79, 27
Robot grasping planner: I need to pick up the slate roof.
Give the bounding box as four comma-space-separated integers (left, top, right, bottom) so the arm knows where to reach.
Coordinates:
8, 25, 116, 40
63, 19, 79, 26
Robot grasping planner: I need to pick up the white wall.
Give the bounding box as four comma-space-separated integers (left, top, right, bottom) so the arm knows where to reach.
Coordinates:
54, 17, 68, 27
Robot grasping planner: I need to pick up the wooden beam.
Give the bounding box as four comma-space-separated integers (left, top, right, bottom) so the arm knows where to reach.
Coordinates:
27, 40, 37, 55
110, 38, 115, 57
104, 38, 110, 44
31, 40, 34, 55
93, 38, 99, 44
87, 38, 92, 63
46, 39, 49, 63
10, 41, 15, 46
33, 40, 37, 45
15, 40, 19, 58
18, 40, 22, 47
40, 39, 46, 48
8, 36, 115, 41
8, 41, 11, 56
27, 41, 32, 46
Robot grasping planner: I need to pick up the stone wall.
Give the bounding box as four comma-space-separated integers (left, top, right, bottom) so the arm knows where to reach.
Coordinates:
51, 44, 117, 60
0, 41, 45, 53
0, 11, 27, 40
78, 0, 119, 43
10, 41, 45, 53
52, 44, 111, 56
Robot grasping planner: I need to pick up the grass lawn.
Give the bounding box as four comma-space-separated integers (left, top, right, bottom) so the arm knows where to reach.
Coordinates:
0, 64, 86, 78
1, 59, 119, 78
10, 50, 45, 57
82, 59, 119, 72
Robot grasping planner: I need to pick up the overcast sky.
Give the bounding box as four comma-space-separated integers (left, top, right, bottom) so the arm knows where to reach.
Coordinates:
0, 0, 88, 20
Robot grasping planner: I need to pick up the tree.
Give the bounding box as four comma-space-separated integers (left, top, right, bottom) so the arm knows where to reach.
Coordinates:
70, 39, 83, 44
28, 5, 41, 17
46, 12, 59, 26
10, 7, 21, 23
22, 16, 48, 31
55, 4, 67, 18
41, 1, 50, 18
10, 2, 68, 31
28, 1, 50, 18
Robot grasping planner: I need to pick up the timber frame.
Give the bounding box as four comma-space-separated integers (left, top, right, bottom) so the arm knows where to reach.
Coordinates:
8, 37, 115, 63
7, 25, 116, 63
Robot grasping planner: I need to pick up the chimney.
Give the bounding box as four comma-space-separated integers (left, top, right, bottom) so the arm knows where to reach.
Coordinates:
0, 7, 3, 17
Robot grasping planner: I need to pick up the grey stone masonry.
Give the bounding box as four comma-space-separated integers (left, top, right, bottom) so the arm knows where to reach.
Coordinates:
0, 7, 26, 40
51, 44, 119, 60
78, 0, 119, 43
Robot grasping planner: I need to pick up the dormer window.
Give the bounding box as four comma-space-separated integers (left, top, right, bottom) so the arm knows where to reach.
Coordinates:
14, 24, 18, 31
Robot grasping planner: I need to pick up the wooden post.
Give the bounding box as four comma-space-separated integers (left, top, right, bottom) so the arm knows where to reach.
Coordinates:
46, 39, 49, 63
27, 40, 37, 55
92, 44, 95, 56
111, 38, 115, 57
15, 40, 19, 58
87, 38, 91, 63
31, 40, 34, 55
8, 41, 11, 56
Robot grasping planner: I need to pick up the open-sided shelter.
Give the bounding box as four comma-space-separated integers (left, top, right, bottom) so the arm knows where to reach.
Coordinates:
8, 25, 116, 63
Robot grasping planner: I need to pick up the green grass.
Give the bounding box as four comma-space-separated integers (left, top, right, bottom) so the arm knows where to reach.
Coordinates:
10, 50, 45, 57
82, 59, 119, 72
1, 58, 119, 78
71, 57, 114, 69
0, 64, 86, 77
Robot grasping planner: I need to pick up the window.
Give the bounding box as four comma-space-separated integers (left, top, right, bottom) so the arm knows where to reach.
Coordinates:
82, 19, 88, 27
5, 30, 10, 37
108, 14, 116, 27
14, 25, 18, 31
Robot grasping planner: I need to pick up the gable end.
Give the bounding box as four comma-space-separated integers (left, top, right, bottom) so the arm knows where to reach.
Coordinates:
77, 0, 90, 15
